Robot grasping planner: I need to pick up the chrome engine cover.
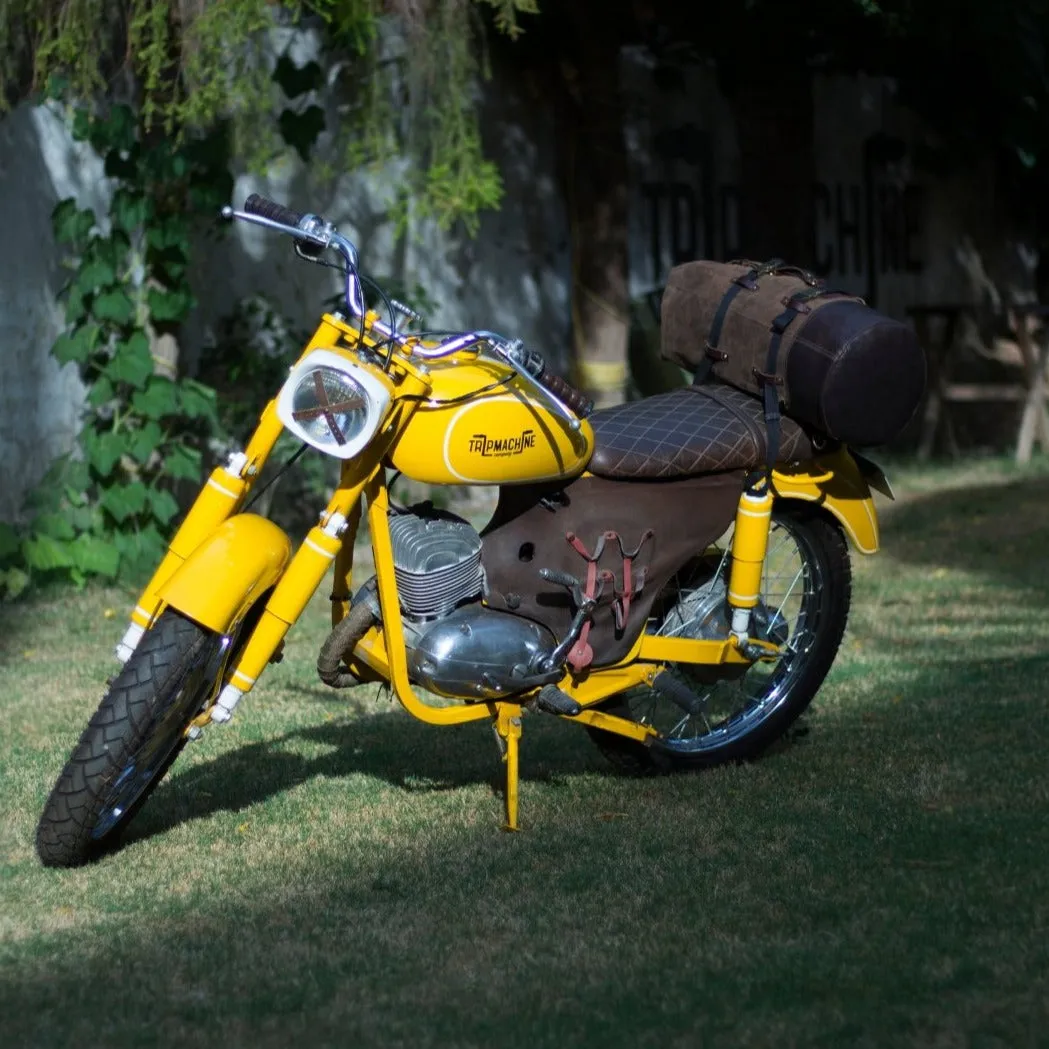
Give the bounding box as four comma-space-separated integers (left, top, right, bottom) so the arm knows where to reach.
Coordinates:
388, 506, 483, 619
405, 605, 560, 700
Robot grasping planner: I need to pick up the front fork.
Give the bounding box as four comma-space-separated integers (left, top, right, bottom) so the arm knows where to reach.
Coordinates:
115, 402, 286, 661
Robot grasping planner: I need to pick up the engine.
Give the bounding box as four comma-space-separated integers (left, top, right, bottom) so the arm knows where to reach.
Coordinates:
377, 505, 560, 700
388, 505, 484, 619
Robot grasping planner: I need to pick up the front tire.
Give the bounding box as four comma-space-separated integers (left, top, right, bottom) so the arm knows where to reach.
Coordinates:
36, 610, 221, 867
589, 505, 851, 774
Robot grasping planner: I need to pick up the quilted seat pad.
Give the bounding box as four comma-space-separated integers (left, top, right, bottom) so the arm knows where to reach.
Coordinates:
588, 384, 814, 480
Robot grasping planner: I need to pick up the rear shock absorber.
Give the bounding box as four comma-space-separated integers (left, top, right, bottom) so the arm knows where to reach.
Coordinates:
726, 479, 775, 643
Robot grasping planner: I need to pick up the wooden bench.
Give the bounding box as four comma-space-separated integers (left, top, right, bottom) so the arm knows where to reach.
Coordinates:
909, 303, 1049, 462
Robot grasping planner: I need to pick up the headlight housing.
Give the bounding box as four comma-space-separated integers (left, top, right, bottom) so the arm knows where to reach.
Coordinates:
276, 350, 391, 458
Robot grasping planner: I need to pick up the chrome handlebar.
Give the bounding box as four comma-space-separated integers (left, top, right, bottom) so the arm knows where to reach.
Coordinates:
221, 204, 582, 430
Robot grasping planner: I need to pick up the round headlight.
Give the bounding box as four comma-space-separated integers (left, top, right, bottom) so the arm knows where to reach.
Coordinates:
290, 367, 369, 449
276, 350, 390, 458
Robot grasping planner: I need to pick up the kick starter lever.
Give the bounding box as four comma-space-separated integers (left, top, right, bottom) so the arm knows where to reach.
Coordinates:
536, 568, 608, 673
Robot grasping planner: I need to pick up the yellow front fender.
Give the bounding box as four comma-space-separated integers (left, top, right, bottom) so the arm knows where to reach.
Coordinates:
157, 514, 293, 634
772, 448, 880, 554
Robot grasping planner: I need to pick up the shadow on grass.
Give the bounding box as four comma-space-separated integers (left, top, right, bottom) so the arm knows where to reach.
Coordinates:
127, 704, 608, 846
881, 474, 1049, 590
9, 649, 1049, 1049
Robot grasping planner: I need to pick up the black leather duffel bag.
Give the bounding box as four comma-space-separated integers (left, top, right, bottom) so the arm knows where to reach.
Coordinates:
660, 258, 927, 449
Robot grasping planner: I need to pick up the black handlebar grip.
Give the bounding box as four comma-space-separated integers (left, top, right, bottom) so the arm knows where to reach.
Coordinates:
538, 369, 594, 419
243, 194, 304, 229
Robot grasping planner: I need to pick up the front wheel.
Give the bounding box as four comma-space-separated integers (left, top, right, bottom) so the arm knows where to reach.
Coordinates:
36, 610, 223, 867
588, 505, 851, 773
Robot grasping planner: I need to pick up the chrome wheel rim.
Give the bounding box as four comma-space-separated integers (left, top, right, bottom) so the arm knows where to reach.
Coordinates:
626, 514, 826, 755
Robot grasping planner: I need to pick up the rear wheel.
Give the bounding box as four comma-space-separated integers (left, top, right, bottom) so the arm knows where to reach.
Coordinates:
588, 505, 851, 773
36, 610, 223, 867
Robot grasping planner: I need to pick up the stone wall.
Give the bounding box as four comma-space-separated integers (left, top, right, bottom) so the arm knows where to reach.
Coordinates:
0, 53, 1006, 520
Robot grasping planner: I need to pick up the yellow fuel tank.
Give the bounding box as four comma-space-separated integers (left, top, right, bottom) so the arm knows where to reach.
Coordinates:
389, 355, 594, 485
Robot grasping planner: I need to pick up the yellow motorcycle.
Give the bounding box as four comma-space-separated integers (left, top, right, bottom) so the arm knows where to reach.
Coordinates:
36, 196, 897, 867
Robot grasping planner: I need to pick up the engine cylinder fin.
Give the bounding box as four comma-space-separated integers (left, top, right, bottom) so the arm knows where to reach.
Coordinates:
388, 506, 484, 618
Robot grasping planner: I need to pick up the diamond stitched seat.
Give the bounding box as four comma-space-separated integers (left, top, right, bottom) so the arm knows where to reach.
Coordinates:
588, 384, 814, 480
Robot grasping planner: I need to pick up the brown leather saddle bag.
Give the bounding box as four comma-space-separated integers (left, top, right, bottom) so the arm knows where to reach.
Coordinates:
660, 258, 926, 448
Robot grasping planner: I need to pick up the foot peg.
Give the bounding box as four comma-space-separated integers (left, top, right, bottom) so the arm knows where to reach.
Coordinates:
535, 684, 582, 717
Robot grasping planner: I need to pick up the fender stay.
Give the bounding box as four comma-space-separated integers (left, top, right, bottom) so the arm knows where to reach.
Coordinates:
157, 514, 293, 634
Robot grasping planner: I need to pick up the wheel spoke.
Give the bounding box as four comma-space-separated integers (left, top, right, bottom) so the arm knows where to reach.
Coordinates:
611, 511, 840, 758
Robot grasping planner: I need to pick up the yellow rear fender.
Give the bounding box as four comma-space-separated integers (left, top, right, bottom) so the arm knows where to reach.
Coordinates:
157, 514, 293, 634
772, 448, 880, 555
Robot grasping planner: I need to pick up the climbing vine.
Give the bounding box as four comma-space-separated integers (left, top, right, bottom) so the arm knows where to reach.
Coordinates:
0, 103, 230, 598
0, 0, 540, 230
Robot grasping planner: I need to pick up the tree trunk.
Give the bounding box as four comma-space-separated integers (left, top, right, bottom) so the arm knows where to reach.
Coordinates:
726, 64, 816, 267
555, 30, 631, 408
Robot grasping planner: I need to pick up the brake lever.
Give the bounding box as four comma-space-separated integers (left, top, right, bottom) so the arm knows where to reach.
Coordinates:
485, 340, 581, 432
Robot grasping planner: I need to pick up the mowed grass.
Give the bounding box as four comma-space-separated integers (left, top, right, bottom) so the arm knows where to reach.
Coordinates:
3, 456, 1049, 1048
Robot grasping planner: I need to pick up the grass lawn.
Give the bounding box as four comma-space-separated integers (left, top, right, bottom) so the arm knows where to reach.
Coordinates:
3, 455, 1049, 1048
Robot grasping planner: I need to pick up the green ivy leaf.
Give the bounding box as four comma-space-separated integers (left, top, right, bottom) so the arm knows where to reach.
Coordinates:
0, 566, 30, 599
164, 444, 203, 482
22, 534, 76, 571
90, 104, 136, 155
68, 502, 97, 533
111, 188, 151, 234
0, 522, 20, 560
83, 428, 125, 477
106, 332, 153, 389
33, 512, 76, 541
87, 374, 115, 407
273, 54, 324, 99
93, 288, 135, 326
64, 284, 88, 325
60, 458, 91, 494
113, 524, 165, 580
146, 220, 191, 256
279, 105, 326, 163
70, 534, 119, 578
179, 379, 218, 424
127, 420, 163, 463
147, 488, 180, 525
131, 378, 180, 419
95, 231, 131, 269
147, 286, 195, 323
76, 257, 117, 293
100, 481, 148, 523
52, 323, 100, 366
44, 73, 69, 102
52, 199, 95, 247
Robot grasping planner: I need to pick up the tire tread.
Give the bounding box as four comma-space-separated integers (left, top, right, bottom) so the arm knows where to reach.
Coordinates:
36, 611, 208, 868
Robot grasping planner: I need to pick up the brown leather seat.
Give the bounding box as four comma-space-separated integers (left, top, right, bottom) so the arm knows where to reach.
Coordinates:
588, 384, 814, 480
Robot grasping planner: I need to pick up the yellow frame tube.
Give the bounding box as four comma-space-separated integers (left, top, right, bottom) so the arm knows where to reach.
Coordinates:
330, 498, 363, 628
364, 475, 491, 726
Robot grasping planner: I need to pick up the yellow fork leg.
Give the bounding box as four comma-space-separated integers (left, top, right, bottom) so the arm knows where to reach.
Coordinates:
495, 703, 524, 832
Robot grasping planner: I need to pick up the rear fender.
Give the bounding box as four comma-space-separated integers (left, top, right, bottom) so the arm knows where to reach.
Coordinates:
157, 514, 293, 634
772, 448, 880, 554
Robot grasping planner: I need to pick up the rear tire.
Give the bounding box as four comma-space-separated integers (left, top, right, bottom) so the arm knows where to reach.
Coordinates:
36, 610, 220, 868
588, 505, 851, 773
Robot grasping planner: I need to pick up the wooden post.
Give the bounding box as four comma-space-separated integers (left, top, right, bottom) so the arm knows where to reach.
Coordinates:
1013, 306, 1049, 464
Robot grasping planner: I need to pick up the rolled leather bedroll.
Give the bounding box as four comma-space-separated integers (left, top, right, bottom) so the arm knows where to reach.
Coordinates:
660, 259, 927, 447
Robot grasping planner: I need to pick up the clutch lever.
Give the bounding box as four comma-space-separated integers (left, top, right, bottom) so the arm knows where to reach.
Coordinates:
220, 206, 359, 271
